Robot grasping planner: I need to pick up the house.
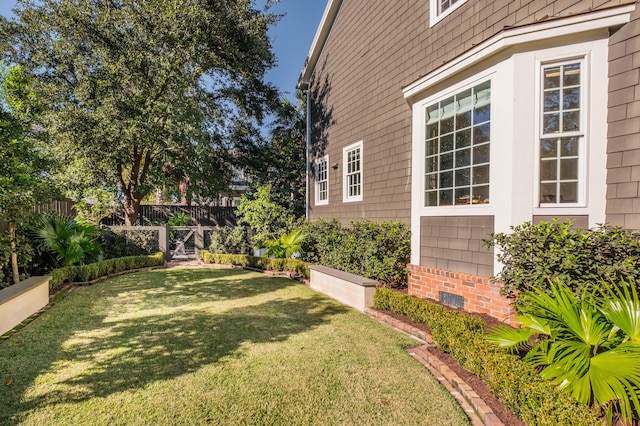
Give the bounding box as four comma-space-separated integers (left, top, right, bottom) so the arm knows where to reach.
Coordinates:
298, 0, 640, 322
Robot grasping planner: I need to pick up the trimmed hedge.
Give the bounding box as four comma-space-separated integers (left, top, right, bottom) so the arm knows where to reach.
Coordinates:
300, 219, 410, 288
49, 252, 165, 291
374, 288, 601, 426
200, 250, 310, 279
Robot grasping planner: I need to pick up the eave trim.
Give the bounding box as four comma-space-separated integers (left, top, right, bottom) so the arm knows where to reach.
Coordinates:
402, 4, 635, 101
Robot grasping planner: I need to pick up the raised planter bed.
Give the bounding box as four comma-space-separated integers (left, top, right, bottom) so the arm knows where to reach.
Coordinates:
309, 265, 377, 312
0, 276, 51, 336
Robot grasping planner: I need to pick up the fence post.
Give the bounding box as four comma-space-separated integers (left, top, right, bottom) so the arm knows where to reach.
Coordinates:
195, 225, 204, 259
158, 225, 170, 261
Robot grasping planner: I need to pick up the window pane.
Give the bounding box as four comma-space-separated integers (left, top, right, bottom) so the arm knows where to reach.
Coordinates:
540, 139, 557, 158
473, 144, 490, 164
544, 66, 560, 89
441, 134, 454, 152
440, 152, 454, 171
455, 148, 471, 167
563, 87, 580, 110
560, 137, 579, 156
440, 189, 453, 205
456, 128, 471, 148
540, 159, 557, 180
440, 171, 453, 188
426, 156, 438, 173
543, 90, 560, 112
455, 168, 470, 186
563, 63, 580, 87
560, 158, 578, 180
473, 165, 489, 185
559, 182, 578, 203
426, 173, 438, 190
562, 111, 580, 132
427, 123, 439, 139
543, 113, 559, 134
473, 185, 490, 204
426, 139, 438, 156
473, 104, 490, 124
424, 81, 490, 206
456, 110, 471, 130
455, 187, 471, 204
426, 191, 438, 206
539, 61, 582, 205
473, 123, 490, 144
540, 183, 557, 203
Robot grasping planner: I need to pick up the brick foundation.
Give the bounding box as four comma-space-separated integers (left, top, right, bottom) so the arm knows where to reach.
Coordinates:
408, 264, 517, 326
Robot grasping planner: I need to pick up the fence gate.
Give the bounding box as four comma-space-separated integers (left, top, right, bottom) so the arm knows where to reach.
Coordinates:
108, 225, 219, 261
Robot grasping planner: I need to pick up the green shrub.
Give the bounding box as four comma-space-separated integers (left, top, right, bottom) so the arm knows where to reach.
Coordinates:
487, 281, 640, 425
207, 226, 250, 255
236, 184, 298, 246
99, 227, 159, 258
29, 213, 101, 267
300, 219, 410, 288
374, 288, 601, 426
488, 219, 640, 305
200, 250, 309, 279
49, 252, 164, 291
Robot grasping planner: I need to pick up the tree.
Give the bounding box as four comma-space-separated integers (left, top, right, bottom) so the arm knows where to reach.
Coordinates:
236, 184, 297, 246
240, 93, 306, 218
0, 65, 49, 284
0, 0, 279, 225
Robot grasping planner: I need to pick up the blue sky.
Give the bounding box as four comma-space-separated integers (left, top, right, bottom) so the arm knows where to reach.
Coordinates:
0, 0, 326, 104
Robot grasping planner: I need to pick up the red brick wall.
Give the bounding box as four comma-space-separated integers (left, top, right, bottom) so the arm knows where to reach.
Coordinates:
407, 264, 518, 326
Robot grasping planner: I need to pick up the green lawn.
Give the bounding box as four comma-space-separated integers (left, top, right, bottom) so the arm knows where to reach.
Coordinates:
0, 268, 469, 425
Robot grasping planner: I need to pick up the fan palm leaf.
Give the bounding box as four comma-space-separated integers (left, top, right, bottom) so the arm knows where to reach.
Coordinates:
486, 279, 640, 425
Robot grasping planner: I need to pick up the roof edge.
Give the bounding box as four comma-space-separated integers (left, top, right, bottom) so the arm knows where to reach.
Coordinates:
297, 0, 343, 90
402, 3, 636, 102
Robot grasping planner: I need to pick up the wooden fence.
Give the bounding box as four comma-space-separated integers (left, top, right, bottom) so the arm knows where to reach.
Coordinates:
100, 205, 237, 226
0, 199, 76, 233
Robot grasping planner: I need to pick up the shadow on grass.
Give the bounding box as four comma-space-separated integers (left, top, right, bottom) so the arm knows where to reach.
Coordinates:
103, 268, 300, 306
0, 269, 347, 423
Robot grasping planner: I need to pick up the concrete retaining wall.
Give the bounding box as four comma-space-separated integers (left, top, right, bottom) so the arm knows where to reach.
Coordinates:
0, 276, 50, 336
309, 265, 377, 312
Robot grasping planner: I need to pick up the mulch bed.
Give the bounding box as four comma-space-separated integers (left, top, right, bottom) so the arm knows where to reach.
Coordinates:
378, 309, 526, 426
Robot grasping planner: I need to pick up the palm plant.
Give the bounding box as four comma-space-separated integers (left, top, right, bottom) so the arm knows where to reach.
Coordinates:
29, 213, 101, 267
264, 229, 305, 259
486, 280, 640, 425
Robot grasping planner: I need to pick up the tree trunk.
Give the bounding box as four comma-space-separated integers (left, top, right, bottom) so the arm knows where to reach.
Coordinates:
179, 176, 191, 206
123, 194, 142, 226
8, 221, 20, 284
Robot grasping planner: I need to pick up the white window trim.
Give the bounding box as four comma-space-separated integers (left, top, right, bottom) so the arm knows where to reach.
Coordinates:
429, 0, 467, 28
534, 56, 588, 208
414, 71, 498, 216
531, 43, 607, 219
343, 141, 363, 203
409, 39, 609, 269
315, 155, 329, 206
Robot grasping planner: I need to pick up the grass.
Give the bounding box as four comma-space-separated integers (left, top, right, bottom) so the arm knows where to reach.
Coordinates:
0, 268, 469, 425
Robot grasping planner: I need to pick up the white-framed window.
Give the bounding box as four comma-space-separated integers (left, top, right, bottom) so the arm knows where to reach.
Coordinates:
315, 155, 329, 205
343, 141, 363, 202
430, 0, 467, 27
538, 59, 585, 206
424, 81, 491, 207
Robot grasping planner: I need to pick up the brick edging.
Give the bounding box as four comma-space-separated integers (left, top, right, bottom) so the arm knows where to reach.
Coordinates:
364, 308, 504, 426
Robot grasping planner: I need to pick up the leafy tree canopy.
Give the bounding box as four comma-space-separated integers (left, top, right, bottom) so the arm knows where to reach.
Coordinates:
239, 92, 306, 218
0, 64, 50, 283
0, 0, 281, 225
